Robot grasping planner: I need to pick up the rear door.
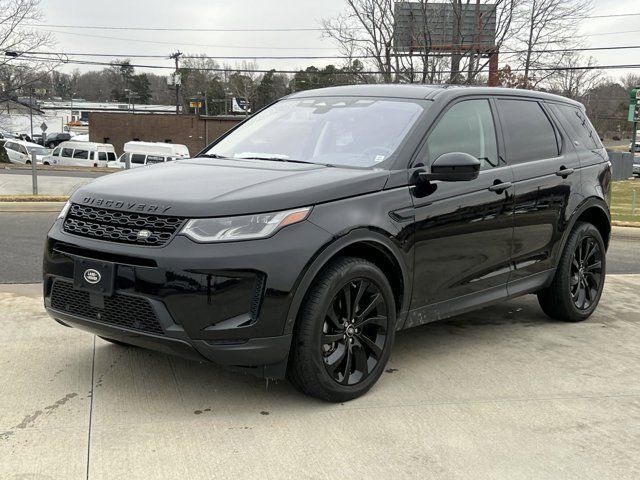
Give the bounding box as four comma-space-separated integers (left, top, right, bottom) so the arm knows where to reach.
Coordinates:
495, 98, 582, 293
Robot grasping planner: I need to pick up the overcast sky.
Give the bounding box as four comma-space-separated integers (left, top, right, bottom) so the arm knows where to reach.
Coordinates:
38, 0, 640, 81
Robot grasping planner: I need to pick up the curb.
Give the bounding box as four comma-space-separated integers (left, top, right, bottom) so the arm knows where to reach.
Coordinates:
0, 202, 65, 212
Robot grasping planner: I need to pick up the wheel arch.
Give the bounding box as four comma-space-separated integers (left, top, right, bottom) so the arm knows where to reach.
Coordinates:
284, 229, 411, 335
561, 197, 611, 254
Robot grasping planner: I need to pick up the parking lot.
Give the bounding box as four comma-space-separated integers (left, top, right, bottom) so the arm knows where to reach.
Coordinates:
1, 227, 640, 479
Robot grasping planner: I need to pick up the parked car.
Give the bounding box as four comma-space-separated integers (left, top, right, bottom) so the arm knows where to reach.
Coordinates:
104, 141, 190, 168
45, 132, 73, 148
3, 139, 51, 164
633, 155, 640, 177
44, 85, 611, 402
45, 141, 116, 167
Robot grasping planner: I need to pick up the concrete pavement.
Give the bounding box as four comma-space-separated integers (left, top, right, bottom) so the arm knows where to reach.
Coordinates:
1, 275, 640, 479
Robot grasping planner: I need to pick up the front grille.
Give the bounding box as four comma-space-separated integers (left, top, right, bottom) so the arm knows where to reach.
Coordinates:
63, 203, 184, 246
50, 280, 163, 335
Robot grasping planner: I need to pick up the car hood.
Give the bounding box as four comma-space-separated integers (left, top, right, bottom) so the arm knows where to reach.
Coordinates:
70, 158, 390, 217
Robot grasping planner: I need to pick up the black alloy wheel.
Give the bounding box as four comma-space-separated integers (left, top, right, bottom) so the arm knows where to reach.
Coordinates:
570, 235, 603, 311
321, 279, 388, 386
288, 257, 396, 402
538, 222, 606, 322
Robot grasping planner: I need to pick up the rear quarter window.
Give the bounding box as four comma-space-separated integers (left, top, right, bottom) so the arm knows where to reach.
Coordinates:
550, 104, 602, 151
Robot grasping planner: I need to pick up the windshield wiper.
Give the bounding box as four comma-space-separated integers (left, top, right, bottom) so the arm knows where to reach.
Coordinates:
198, 153, 232, 159
239, 156, 334, 167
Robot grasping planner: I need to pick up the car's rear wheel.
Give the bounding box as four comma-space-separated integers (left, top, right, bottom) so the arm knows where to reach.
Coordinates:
288, 257, 396, 402
537, 222, 606, 322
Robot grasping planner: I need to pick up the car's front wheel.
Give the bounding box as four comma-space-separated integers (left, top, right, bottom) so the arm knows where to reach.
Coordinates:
537, 222, 606, 322
288, 257, 396, 402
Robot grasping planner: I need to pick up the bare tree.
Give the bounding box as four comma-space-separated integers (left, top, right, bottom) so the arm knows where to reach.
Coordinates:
545, 54, 602, 100
512, 0, 592, 85
0, 0, 56, 95
323, 0, 519, 85
621, 73, 640, 92
322, 0, 396, 83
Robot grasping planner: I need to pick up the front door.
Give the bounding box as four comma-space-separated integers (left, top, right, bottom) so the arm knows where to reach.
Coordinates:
406, 98, 515, 326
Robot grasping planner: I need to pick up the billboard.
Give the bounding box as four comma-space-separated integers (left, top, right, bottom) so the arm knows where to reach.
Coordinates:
394, 2, 497, 52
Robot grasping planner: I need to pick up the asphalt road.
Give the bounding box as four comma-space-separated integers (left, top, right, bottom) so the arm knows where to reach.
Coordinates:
0, 211, 638, 283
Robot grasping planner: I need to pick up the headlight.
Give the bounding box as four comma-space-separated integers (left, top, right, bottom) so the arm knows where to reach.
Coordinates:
180, 207, 311, 243
57, 201, 71, 220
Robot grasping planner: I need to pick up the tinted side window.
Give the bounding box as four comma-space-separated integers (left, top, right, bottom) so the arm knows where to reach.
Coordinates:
61, 148, 74, 157
550, 104, 602, 150
146, 155, 165, 165
427, 99, 499, 170
107, 152, 116, 161
5, 142, 16, 151
52, 147, 60, 156
98, 152, 107, 161
498, 99, 559, 164
73, 149, 89, 159
131, 154, 146, 164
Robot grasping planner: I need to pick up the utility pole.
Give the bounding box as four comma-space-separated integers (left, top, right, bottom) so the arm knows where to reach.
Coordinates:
170, 51, 182, 115
29, 87, 34, 141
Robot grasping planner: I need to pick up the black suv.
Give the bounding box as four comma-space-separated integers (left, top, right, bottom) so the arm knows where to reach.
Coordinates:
44, 85, 611, 401
45, 132, 72, 148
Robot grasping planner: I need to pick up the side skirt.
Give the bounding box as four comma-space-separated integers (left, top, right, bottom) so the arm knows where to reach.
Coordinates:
402, 269, 555, 330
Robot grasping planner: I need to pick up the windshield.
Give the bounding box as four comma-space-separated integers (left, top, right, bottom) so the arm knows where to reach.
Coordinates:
28, 147, 50, 156
203, 96, 426, 168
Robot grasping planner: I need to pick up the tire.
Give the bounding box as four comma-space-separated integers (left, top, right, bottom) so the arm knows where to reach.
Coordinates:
537, 222, 606, 322
288, 257, 396, 402
98, 336, 135, 347
48, 142, 55, 148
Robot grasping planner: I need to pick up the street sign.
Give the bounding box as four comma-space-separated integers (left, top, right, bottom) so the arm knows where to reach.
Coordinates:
189, 101, 202, 108
40, 122, 48, 132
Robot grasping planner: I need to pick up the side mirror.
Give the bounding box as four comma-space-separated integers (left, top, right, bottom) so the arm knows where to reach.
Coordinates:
419, 152, 481, 182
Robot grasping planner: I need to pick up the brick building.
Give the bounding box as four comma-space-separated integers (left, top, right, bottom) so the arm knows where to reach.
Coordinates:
88, 113, 243, 155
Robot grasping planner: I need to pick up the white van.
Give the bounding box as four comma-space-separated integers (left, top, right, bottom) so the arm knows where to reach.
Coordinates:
3, 139, 52, 164
105, 141, 190, 169
46, 141, 117, 167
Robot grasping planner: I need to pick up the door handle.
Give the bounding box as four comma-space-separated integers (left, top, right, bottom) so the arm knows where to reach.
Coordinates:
488, 181, 512, 193
555, 167, 575, 178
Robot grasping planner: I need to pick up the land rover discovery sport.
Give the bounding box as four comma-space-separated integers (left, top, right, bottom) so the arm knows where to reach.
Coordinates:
44, 85, 611, 401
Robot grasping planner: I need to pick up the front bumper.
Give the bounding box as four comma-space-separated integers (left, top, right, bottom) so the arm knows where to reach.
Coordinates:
44, 217, 333, 378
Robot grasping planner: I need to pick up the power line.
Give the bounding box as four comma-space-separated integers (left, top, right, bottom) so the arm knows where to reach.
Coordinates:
31, 23, 328, 32
26, 12, 640, 32
12, 43, 640, 61
37, 28, 336, 51
585, 28, 640, 36
9, 53, 640, 75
